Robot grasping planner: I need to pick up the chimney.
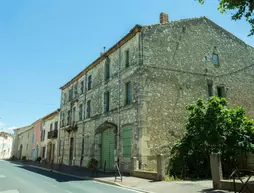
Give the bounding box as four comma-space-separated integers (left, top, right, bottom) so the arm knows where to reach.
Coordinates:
160, 12, 169, 24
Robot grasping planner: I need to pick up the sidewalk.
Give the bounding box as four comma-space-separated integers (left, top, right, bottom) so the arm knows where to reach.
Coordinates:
12, 160, 231, 193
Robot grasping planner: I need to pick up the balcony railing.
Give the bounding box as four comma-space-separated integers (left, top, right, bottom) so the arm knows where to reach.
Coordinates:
47, 130, 58, 139
64, 122, 78, 133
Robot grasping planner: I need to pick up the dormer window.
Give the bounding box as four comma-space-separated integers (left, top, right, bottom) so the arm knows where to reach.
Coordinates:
212, 53, 219, 66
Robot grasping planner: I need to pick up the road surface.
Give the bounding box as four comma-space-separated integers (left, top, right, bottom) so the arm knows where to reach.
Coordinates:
0, 160, 139, 193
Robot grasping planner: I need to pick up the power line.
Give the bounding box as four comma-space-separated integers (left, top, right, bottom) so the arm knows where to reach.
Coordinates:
0, 99, 58, 106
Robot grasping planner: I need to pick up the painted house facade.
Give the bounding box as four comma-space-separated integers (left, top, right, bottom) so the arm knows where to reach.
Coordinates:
0, 132, 13, 159
31, 119, 42, 160
41, 110, 60, 163
58, 13, 254, 171
17, 125, 34, 160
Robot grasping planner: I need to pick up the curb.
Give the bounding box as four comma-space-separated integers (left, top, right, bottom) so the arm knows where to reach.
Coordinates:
19, 163, 154, 193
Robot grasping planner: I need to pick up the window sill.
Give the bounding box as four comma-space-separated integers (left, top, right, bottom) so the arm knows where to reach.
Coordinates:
123, 103, 133, 110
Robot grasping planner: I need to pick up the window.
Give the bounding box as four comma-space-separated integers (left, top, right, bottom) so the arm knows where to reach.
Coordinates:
125, 50, 130, 67
105, 57, 110, 81
54, 121, 58, 130
72, 107, 76, 124
208, 83, 213, 97
50, 123, 53, 131
125, 82, 132, 105
80, 81, 84, 95
88, 75, 92, 91
79, 104, 83, 121
61, 112, 65, 127
217, 86, 226, 98
213, 53, 219, 66
62, 93, 66, 105
40, 131, 43, 141
87, 100, 91, 118
41, 130, 45, 141
26, 144, 28, 150
58, 140, 61, 157
74, 83, 78, 98
42, 147, 46, 158
123, 128, 132, 158
32, 134, 35, 144
69, 88, 73, 101
28, 133, 29, 138
67, 110, 71, 125
104, 91, 110, 113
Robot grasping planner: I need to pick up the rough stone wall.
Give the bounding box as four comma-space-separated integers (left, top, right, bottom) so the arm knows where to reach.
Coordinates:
59, 32, 143, 171
140, 17, 254, 170
18, 126, 33, 160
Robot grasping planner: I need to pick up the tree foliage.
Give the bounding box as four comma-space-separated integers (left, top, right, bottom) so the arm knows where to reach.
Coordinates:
169, 97, 254, 179
197, 0, 254, 36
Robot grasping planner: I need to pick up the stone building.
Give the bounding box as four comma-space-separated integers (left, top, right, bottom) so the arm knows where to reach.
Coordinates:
15, 125, 34, 160
59, 13, 254, 172
41, 110, 60, 163
0, 132, 13, 159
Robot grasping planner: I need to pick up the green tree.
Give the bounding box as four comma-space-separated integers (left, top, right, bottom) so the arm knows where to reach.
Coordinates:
169, 97, 254, 179
197, 0, 254, 36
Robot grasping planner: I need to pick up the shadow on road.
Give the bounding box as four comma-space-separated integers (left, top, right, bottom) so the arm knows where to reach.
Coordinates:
16, 165, 89, 182
199, 188, 230, 193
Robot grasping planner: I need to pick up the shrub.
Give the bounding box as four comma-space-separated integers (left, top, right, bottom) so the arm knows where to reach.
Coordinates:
21, 156, 26, 161
169, 97, 254, 179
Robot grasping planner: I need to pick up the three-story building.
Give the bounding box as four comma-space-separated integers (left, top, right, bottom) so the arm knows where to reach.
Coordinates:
41, 110, 60, 163
59, 13, 254, 172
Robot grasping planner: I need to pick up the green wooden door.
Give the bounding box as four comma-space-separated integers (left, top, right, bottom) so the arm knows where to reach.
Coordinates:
101, 129, 115, 169
123, 128, 132, 158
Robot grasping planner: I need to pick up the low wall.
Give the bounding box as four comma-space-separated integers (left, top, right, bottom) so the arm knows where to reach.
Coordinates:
132, 170, 158, 181
210, 153, 254, 192
221, 180, 254, 192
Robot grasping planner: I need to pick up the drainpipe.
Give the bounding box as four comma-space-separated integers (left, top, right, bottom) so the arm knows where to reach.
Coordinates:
80, 74, 87, 167
117, 43, 121, 165
138, 30, 144, 167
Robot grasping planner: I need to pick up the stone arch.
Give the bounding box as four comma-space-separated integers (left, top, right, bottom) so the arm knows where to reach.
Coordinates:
94, 121, 118, 169
95, 121, 117, 135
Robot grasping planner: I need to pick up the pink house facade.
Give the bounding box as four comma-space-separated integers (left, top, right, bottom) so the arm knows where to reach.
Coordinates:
32, 119, 42, 160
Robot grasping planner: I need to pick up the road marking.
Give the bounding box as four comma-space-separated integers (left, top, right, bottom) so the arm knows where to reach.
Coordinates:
0, 190, 19, 193
93, 181, 143, 192
64, 190, 73, 193
0, 175, 6, 178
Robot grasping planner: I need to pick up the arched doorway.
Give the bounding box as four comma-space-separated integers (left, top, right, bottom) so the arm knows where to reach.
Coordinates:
47, 142, 52, 163
95, 121, 117, 169
19, 145, 23, 160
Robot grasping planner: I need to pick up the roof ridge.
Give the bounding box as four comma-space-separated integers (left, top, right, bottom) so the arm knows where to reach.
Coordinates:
143, 16, 206, 28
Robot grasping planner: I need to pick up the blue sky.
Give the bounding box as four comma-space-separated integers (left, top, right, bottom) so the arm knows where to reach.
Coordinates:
0, 0, 253, 133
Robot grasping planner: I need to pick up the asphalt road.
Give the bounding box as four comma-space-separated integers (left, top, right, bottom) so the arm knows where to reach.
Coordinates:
0, 160, 139, 193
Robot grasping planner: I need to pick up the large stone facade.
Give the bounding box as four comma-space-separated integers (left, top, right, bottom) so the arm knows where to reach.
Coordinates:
59, 14, 254, 172
140, 17, 254, 162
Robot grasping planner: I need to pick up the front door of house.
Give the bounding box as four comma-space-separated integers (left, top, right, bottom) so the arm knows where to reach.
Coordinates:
69, 137, 74, 165
101, 129, 115, 169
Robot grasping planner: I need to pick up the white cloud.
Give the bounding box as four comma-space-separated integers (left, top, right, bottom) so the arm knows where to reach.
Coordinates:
7, 126, 17, 131
0, 122, 16, 134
